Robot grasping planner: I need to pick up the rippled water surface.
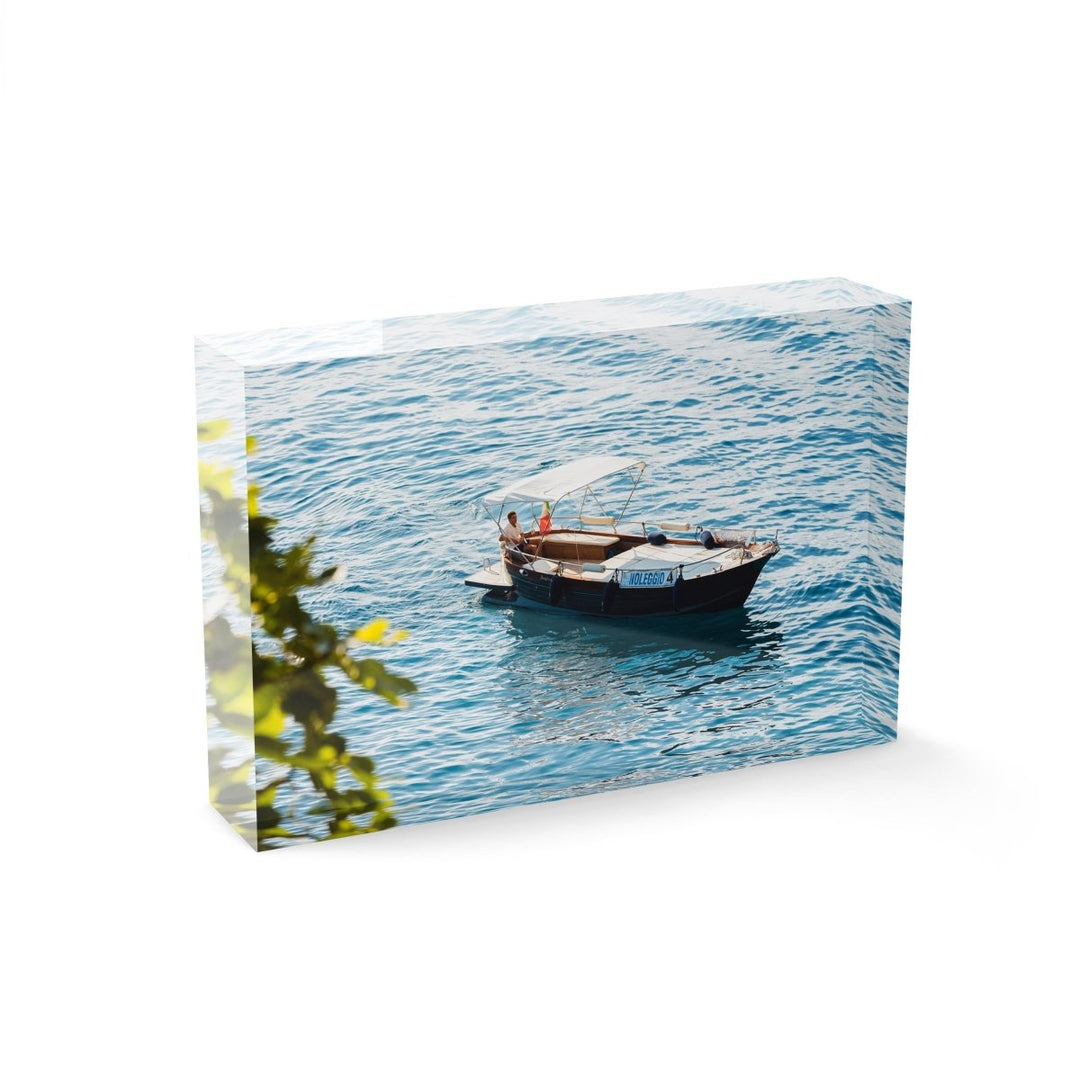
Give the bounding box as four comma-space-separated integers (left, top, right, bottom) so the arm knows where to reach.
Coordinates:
206, 281, 910, 830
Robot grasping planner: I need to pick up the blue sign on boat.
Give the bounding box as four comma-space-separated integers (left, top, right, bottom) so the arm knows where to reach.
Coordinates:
622, 569, 674, 588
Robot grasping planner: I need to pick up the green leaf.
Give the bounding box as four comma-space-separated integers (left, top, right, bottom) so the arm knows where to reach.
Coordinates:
347, 754, 375, 780
281, 669, 338, 724
254, 736, 291, 763
213, 710, 254, 736
209, 758, 253, 803
253, 684, 285, 737
327, 788, 378, 814
256, 781, 284, 809
258, 826, 303, 843
327, 818, 361, 837
351, 618, 409, 646
199, 460, 234, 501
216, 782, 254, 808
369, 812, 397, 832
352, 618, 389, 643
342, 657, 417, 706
207, 661, 249, 704
202, 430, 411, 845
198, 419, 231, 443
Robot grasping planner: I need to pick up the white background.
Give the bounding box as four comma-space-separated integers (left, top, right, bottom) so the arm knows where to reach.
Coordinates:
2, 2, 1077, 1076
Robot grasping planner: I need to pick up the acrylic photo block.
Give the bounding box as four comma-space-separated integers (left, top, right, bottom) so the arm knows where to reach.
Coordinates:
196, 278, 911, 850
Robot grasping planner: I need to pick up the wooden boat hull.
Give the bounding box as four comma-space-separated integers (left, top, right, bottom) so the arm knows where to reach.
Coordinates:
498, 549, 777, 617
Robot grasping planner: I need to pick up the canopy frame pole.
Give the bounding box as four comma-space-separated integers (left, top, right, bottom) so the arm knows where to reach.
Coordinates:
480, 457, 647, 535
481, 500, 506, 530
613, 463, 645, 527
585, 486, 613, 529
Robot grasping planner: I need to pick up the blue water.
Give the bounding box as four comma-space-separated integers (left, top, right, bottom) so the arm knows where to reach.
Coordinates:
217, 283, 909, 834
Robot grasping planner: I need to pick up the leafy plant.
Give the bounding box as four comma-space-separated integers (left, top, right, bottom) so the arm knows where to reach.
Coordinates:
200, 421, 414, 848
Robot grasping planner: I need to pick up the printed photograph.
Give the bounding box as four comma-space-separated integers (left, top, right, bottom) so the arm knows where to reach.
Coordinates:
197, 279, 910, 848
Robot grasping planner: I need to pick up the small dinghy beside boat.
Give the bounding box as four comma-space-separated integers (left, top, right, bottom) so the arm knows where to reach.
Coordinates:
464, 456, 779, 618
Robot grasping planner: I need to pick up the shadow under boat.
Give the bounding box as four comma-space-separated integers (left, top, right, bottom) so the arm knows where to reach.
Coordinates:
492, 599, 784, 664
486, 603, 787, 741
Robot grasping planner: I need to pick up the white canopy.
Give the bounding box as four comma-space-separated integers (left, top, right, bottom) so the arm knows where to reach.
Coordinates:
483, 456, 646, 507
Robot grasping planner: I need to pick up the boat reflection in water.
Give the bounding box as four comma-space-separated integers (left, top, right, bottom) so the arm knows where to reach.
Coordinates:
485, 602, 792, 785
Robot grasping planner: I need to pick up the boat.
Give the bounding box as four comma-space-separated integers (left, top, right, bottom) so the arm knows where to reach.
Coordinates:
464, 456, 780, 617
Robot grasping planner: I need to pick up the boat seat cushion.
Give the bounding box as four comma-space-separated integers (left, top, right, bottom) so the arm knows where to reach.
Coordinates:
536, 532, 618, 561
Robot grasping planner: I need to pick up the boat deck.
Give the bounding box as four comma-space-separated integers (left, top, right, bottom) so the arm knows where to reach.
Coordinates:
605, 542, 749, 579
464, 563, 513, 591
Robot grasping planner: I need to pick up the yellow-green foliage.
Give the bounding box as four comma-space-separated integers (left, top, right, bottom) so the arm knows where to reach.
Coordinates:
200, 421, 414, 848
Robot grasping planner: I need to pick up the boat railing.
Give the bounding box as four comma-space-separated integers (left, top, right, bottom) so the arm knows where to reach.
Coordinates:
631, 520, 761, 543
494, 543, 581, 575
485, 527, 776, 577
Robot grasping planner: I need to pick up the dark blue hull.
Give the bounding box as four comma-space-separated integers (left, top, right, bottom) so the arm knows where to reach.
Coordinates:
501, 551, 776, 618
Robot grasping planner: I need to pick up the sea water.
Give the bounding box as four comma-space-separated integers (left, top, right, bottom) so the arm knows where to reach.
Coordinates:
201, 280, 910, 832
